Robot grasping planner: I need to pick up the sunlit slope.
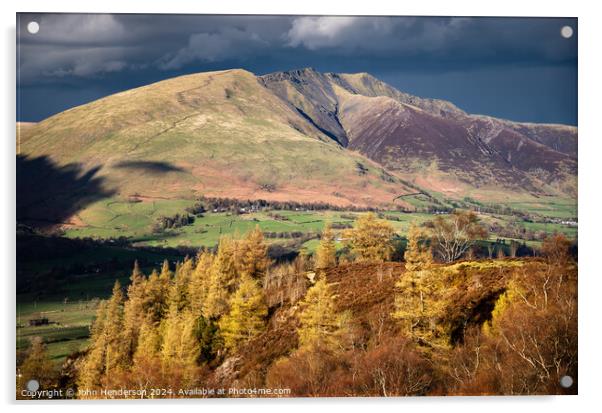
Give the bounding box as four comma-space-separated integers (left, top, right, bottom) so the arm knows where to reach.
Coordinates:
19, 69, 414, 208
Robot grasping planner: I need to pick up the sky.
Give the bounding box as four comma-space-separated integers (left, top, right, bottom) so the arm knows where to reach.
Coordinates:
16, 14, 577, 125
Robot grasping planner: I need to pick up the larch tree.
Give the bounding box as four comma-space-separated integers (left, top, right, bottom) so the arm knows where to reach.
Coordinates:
133, 318, 162, 365
393, 223, 445, 345
78, 281, 128, 390
218, 275, 268, 351
78, 301, 108, 390
160, 307, 202, 388
238, 225, 270, 279
123, 261, 148, 360
315, 222, 337, 270
159, 259, 173, 284
130, 318, 163, 389
144, 269, 170, 323
297, 278, 348, 350
344, 213, 395, 262
188, 251, 214, 316
101, 281, 129, 378
170, 256, 194, 313
161, 309, 200, 368
203, 236, 239, 318
18, 336, 55, 392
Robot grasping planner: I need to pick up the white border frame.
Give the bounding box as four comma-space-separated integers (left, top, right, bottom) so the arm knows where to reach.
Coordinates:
3, 1, 600, 412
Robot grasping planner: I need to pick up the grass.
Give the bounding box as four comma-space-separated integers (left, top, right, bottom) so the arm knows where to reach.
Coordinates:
503, 196, 577, 219
17, 301, 97, 364
20, 69, 412, 209
64, 197, 578, 249
17, 269, 139, 364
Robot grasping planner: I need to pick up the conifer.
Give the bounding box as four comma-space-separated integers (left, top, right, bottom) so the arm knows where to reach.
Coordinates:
145, 269, 169, 323
189, 251, 214, 315
18, 337, 55, 392
78, 281, 128, 390
239, 225, 270, 279
203, 236, 239, 318
123, 262, 148, 359
393, 224, 446, 346
161, 309, 200, 366
170, 256, 194, 313
219, 275, 268, 351
315, 222, 337, 270
297, 278, 347, 350
344, 213, 395, 262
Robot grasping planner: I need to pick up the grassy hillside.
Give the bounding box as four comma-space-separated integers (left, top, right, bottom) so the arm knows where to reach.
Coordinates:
18, 69, 416, 228
18, 68, 577, 234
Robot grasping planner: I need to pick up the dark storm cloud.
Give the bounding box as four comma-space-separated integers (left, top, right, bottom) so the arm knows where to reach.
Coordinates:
16, 14, 577, 124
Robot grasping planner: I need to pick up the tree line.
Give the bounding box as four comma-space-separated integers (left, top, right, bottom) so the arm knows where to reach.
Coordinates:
186, 196, 383, 215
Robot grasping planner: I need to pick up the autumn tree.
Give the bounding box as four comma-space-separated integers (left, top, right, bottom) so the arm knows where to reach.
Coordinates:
161, 309, 200, 366
204, 236, 239, 318
238, 225, 270, 279
159, 259, 173, 282
426, 210, 488, 263
129, 318, 163, 390
297, 278, 349, 350
144, 269, 170, 323
393, 224, 445, 346
188, 251, 214, 315
403, 223, 433, 273
541, 233, 572, 266
476, 257, 577, 394
315, 222, 337, 270
122, 261, 148, 359
78, 281, 128, 391
18, 337, 55, 393
170, 256, 194, 313
344, 213, 395, 262
133, 318, 162, 366
219, 275, 268, 351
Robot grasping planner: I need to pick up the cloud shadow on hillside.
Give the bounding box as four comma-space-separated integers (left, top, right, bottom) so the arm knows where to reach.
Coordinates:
17, 155, 116, 231
112, 160, 186, 175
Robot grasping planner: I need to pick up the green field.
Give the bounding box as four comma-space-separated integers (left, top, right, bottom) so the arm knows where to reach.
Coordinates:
17, 272, 131, 364
504, 196, 577, 219
64, 199, 444, 248
63, 197, 577, 249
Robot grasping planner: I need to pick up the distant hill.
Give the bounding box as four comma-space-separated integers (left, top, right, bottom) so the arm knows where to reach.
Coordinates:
18, 68, 577, 227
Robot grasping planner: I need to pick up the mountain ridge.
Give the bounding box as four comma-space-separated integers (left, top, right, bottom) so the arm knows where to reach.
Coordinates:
17, 67, 577, 228
260, 67, 576, 197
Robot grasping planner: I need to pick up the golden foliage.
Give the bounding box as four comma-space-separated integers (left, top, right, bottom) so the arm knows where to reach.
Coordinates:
344, 213, 395, 262
393, 223, 447, 347
203, 236, 239, 318
238, 225, 270, 279
219, 275, 268, 351
18, 337, 55, 394
315, 222, 337, 270
297, 278, 349, 350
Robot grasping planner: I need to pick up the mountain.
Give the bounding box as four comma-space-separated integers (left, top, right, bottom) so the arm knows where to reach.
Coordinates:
17, 68, 577, 227
17, 69, 417, 226
260, 68, 577, 198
